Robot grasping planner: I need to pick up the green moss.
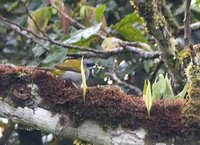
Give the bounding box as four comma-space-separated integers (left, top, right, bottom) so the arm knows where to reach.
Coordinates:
186, 63, 200, 99
153, 15, 165, 29
181, 62, 200, 133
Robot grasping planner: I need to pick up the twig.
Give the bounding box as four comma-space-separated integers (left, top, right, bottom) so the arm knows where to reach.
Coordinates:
0, 15, 95, 52
51, 3, 85, 29
184, 0, 192, 47
68, 46, 160, 59
149, 60, 164, 83
106, 72, 142, 96
121, 41, 152, 51
20, 0, 53, 40
0, 19, 49, 51
121, 44, 161, 59
0, 15, 160, 60
178, 21, 200, 36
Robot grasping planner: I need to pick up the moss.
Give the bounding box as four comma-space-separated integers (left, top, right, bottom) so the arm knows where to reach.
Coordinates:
186, 63, 200, 99
181, 99, 200, 133
181, 62, 200, 134
0, 65, 186, 135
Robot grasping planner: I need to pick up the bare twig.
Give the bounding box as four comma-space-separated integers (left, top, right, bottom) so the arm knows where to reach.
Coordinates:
121, 45, 160, 59
50, 3, 85, 29
149, 60, 164, 83
0, 15, 95, 52
0, 19, 49, 51
106, 72, 142, 96
0, 15, 160, 60
184, 0, 192, 47
20, 0, 50, 38
178, 21, 200, 36
68, 46, 160, 59
121, 41, 152, 51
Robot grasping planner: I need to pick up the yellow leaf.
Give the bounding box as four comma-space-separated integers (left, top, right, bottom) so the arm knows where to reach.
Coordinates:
27, 7, 52, 34
81, 56, 87, 101
101, 37, 121, 51
143, 79, 152, 116
143, 79, 147, 100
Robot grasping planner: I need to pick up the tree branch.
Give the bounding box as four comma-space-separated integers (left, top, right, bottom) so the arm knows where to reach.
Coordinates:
178, 22, 200, 36
50, 2, 85, 29
184, 0, 192, 47
0, 15, 160, 60
160, 0, 180, 35
132, 0, 185, 90
0, 64, 198, 144
105, 72, 142, 96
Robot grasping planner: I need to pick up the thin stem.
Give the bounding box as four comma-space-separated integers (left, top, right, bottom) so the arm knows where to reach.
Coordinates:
184, 0, 192, 48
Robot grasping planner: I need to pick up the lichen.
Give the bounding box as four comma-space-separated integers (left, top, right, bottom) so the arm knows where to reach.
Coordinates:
181, 61, 200, 134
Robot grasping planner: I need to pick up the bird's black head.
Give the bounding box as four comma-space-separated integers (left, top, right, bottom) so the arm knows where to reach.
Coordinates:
84, 59, 96, 69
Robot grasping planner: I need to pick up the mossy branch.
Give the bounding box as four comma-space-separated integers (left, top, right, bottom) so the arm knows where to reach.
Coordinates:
0, 64, 200, 143
132, 0, 185, 90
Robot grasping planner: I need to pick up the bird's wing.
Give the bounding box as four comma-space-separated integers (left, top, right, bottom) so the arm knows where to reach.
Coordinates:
55, 59, 82, 72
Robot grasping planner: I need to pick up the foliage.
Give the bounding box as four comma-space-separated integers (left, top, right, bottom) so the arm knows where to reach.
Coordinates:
113, 13, 147, 42
63, 23, 102, 44
143, 79, 152, 116
27, 7, 52, 34
0, 0, 200, 144
81, 56, 87, 101
152, 74, 174, 100
143, 74, 188, 114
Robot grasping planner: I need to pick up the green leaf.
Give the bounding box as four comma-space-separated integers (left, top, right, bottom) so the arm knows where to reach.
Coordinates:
143, 80, 152, 116
42, 47, 67, 67
152, 74, 174, 100
75, 35, 96, 47
63, 23, 102, 44
32, 44, 46, 57
152, 74, 166, 100
175, 83, 189, 99
113, 13, 147, 42
95, 4, 106, 22
79, 5, 96, 26
164, 74, 174, 99
101, 37, 121, 51
27, 7, 52, 34
81, 56, 87, 101
143, 79, 147, 95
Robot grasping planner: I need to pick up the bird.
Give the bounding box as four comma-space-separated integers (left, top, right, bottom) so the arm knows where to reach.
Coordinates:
37, 59, 96, 85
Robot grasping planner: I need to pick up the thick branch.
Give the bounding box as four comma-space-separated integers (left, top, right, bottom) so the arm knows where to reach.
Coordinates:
160, 0, 180, 35
0, 100, 113, 145
0, 64, 199, 144
133, 0, 185, 90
